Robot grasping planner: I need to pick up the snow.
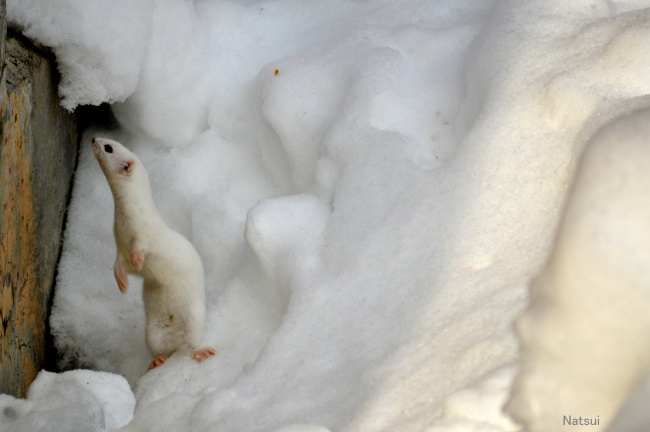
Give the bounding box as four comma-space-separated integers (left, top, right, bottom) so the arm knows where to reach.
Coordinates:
507, 107, 650, 432
7, 0, 153, 110
4, 0, 650, 431
0, 370, 134, 431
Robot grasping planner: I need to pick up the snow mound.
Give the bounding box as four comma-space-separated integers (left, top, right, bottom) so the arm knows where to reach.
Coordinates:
0, 370, 134, 432
507, 107, 650, 431
7, 0, 153, 110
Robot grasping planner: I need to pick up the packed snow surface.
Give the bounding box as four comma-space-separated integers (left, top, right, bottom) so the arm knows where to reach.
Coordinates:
5, 0, 650, 431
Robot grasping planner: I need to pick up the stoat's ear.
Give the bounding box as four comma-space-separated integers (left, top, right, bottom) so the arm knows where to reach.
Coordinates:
121, 160, 136, 175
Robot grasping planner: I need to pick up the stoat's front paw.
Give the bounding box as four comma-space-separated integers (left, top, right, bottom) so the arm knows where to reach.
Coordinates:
114, 257, 128, 293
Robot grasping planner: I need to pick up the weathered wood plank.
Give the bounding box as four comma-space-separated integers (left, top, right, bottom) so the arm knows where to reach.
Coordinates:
0, 28, 78, 397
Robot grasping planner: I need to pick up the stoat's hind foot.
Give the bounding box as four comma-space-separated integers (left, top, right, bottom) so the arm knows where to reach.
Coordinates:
148, 355, 168, 370
190, 347, 216, 362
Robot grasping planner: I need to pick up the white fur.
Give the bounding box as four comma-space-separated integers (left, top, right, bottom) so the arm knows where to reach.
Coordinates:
92, 137, 214, 368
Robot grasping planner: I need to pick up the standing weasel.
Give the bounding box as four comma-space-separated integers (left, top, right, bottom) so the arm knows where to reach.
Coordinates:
92, 137, 215, 370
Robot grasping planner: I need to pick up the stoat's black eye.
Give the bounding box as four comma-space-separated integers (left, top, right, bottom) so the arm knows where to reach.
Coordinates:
104, 144, 113, 153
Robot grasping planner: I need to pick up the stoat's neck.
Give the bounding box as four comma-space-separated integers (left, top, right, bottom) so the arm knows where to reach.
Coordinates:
110, 172, 165, 227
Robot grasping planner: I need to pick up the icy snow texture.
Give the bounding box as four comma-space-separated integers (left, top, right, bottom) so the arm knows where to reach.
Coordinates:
0, 370, 134, 431
6, 0, 650, 431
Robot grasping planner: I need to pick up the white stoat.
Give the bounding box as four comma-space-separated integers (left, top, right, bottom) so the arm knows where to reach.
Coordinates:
92, 137, 215, 370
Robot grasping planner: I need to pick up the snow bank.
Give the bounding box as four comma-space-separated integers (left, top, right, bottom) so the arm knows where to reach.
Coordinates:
5, 0, 650, 431
507, 107, 650, 431
606, 371, 650, 432
7, 0, 153, 110
0, 370, 134, 431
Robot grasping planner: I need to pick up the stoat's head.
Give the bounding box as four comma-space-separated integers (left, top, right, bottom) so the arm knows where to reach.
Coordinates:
92, 137, 140, 182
